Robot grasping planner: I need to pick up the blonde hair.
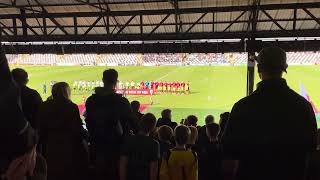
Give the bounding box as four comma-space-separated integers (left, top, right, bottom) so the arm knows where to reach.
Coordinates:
187, 126, 198, 145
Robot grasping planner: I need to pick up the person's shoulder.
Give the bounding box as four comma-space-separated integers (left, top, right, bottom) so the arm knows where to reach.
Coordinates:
232, 94, 253, 109
24, 86, 41, 96
288, 88, 311, 105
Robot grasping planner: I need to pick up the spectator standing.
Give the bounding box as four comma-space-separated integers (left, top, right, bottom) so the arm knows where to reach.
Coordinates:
11, 68, 43, 129
221, 47, 318, 180
158, 125, 174, 157
197, 115, 214, 147
130, 100, 143, 133
131, 100, 144, 121
184, 115, 198, 127
157, 109, 176, 130
198, 123, 222, 180
187, 126, 198, 150
218, 112, 230, 140
0, 49, 37, 180
37, 82, 88, 180
119, 113, 160, 180
159, 125, 198, 180
85, 69, 133, 180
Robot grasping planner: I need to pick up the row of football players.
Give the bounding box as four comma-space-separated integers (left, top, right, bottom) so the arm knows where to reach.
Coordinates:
72, 80, 190, 93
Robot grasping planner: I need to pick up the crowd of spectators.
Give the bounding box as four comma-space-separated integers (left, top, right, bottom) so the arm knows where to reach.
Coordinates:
6, 52, 320, 66
0, 47, 319, 180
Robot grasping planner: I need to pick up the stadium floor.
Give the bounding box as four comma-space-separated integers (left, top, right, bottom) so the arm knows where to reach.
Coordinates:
10, 65, 320, 125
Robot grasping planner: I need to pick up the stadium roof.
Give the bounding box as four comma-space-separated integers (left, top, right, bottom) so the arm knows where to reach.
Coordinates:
0, 0, 319, 53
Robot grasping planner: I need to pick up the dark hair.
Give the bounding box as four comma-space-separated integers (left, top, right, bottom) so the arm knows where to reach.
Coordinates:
219, 112, 230, 133
52, 82, 70, 99
103, 69, 118, 85
161, 109, 171, 119
185, 115, 198, 127
158, 125, 173, 142
257, 47, 288, 74
174, 125, 191, 146
131, 100, 140, 112
11, 68, 28, 85
206, 123, 221, 139
205, 115, 214, 125
139, 113, 157, 134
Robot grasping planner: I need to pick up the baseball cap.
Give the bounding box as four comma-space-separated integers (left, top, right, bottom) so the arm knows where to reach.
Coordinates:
257, 47, 288, 73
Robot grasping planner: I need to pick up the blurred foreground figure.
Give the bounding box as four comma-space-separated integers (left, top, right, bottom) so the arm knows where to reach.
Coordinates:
222, 47, 318, 180
0, 48, 37, 180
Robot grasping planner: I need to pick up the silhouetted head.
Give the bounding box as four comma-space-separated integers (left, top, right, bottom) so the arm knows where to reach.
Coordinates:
257, 47, 288, 80
185, 115, 198, 127
139, 113, 157, 135
205, 115, 214, 125
131, 100, 140, 112
219, 112, 230, 135
187, 126, 198, 145
161, 109, 172, 120
103, 69, 118, 89
11, 68, 29, 86
158, 125, 173, 142
206, 123, 221, 141
51, 82, 71, 100
174, 125, 191, 146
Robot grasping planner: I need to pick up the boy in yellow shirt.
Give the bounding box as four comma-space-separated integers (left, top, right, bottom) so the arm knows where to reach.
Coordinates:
160, 125, 198, 180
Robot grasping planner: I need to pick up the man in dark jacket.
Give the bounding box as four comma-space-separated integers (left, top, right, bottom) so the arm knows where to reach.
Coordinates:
0, 49, 37, 179
157, 109, 176, 130
221, 47, 318, 180
85, 69, 133, 180
11, 68, 43, 129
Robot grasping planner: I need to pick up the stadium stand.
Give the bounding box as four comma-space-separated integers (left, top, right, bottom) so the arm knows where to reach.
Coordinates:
6, 52, 320, 66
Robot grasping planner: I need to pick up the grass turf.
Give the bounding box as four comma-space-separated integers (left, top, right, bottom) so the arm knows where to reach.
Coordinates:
10, 65, 320, 126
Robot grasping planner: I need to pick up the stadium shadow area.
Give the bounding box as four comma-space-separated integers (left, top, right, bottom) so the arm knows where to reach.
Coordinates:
143, 107, 227, 126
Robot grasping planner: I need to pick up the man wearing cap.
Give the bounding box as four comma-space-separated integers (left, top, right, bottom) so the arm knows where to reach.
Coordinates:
221, 47, 317, 180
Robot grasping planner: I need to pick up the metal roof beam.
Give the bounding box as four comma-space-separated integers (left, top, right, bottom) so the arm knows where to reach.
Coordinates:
303, 8, 320, 26
1, 0, 192, 8
0, 2, 319, 19
116, 15, 136, 34
223, 11, 247, 32
84, 16, 103, 35
261, 9, 285, 31
0, 17, 318, 30
185, 13, 207, 33
1, 29, 319, 42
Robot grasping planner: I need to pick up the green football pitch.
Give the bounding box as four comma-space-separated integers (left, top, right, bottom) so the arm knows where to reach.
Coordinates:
10, 65, 320, 125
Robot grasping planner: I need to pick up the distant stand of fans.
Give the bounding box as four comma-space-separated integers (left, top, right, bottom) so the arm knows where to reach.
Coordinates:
6, 52, 320, 66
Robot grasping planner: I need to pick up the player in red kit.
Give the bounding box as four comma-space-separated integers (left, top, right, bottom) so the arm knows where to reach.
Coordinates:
150, 81, 154, 90
170, 82, 175, 93
176, 81, 181, 94
155, 82, 159, 92
140, 81, 145, 89
159, 81, 163, 93
164, 81, 168, 93
181, 81, 186, 93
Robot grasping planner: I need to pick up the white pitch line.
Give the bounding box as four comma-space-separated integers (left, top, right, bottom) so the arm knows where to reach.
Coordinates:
155, 66, 185, 81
